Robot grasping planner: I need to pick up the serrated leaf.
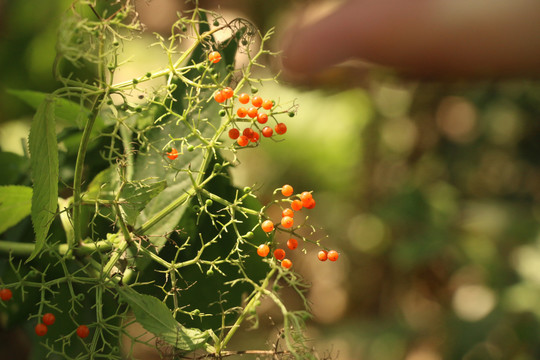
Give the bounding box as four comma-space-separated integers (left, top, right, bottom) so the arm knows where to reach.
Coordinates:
7, 89, 104, 133
83, 167, 167, 226
28, 97, 58, 262
121, 181, 167, 225
0, 185, 33, 234
83, 167, 120, 201
118, 286, 209, 351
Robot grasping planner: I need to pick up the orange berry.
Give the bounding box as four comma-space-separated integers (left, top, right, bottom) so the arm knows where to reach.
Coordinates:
303, 198, 316, 209
257, 244, 270, 257
262, 126, 273, 137
77, 324, 90, 338
287, 238, 298, 250
42, 313, 56, 326
237, 107, 247, 118
238, 93, 250, 104
300, 191, 312, 202
250, 132, 260, 143
214, 91, 225, 103
252, 96, 263, 107
247, 107, 258, 118
317, 250, 328, 261
291, 200, 303, 211
274, 248, 286, 260
261, 220, 274, 233
282, 208, 294, 218
228, 128, 240, 139
0, 288, 12, 301
167, 148, 179, 160
328, 250, 339, 261
208, 51, 221, 63
275, 123, 287, 135
281, 216, 294, 228
281, 184, 293, 197
281, 258, 292, 269
243, 128, 255, 138
222, 87, 234, 99
262, 99, 273, 110
237, 135, 249, 147
35, 323, 48, 336
257, 113, 268, 124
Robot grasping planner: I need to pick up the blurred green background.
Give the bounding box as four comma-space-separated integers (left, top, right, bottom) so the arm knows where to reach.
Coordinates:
3, 1, 540, 359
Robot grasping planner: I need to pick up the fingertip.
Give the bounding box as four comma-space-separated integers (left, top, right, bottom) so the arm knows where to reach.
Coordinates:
278, 1, 358, 77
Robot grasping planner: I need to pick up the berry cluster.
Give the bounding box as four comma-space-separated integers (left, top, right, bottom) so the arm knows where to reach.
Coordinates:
257, 185, 339, 269
210, 77, 290, 147
34, 310, 90, 339
228, 92, 288, 147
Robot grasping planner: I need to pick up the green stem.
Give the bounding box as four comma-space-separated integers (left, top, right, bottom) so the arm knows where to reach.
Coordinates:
217, 268, 277, 353
0, 239, 113, 257
72, 93, 106, 244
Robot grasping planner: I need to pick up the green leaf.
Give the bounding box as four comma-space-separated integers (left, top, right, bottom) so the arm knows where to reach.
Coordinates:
118, 286, 209, 351
28, 97, 59, 262
0, 185, 33, 234
121, 181, 168, 225
134, 19, 241, 245
0, 152, 29, 186
83, 167, 167, 226
7, 89, 105, 133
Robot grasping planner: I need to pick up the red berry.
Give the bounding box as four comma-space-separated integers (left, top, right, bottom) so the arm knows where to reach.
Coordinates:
251, 96, 263, 108
237, 107, 247, 118
77, 324, 90, 338
303, 198, 316, 209
300, 191, 312, 202
287, 238, 298, 250
262, 126, 273, 137
291, 200, 303, 211
208, 51, 221, 63
166, 148, 178, 160
250, 132, 260, 143
243, 128, 254, 138
257, 244, 270, 257
257, 113, 268, 124
35, 323, 48, 337
228, 128, 240, 139
281, 185, 293, 197
42, 313, 55, 326
281, 216, 294, 228
275, 123, 287, 135
274, 248, 286, 260
238, 93, 250, 104
237, 135, 249, 147
247, 107, 258, 118
317, 250, 328, 261
328, 250, 339, 261
222, 87, 234, 99
261, 220, 274, 233
262, 99, 273, 110
0, 288, 12, 301
282, 208, 294, 218
281, 259, 292, 269
214, 91, 225, 103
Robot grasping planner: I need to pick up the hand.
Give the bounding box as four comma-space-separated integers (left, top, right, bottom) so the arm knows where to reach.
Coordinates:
280, 0, 540, 82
